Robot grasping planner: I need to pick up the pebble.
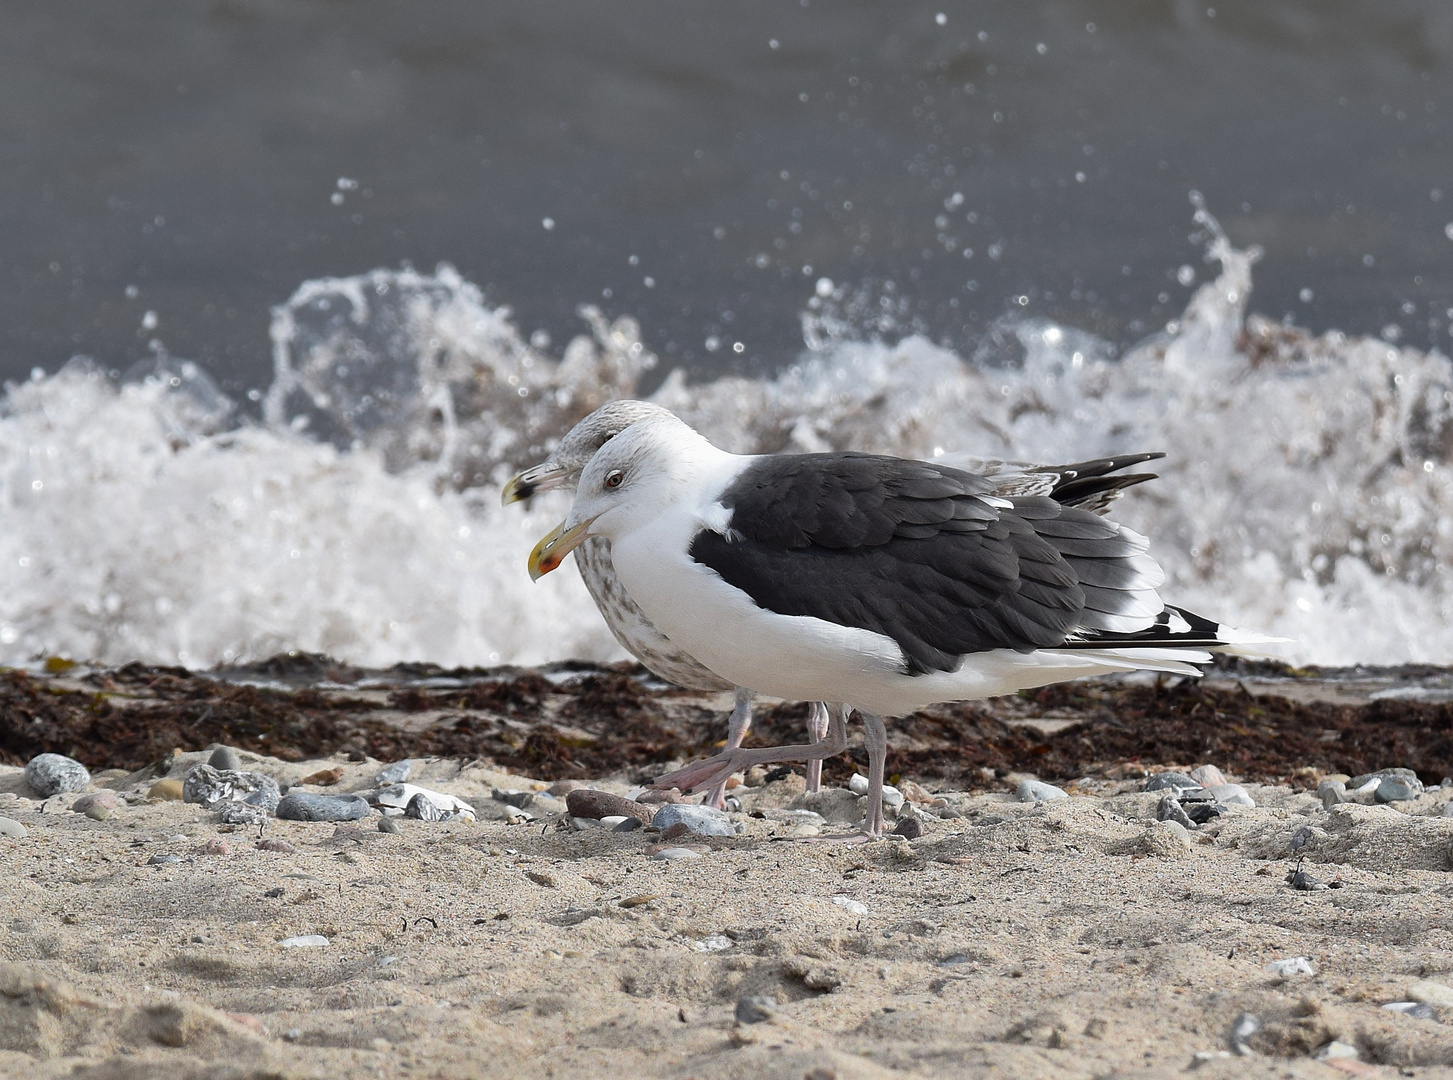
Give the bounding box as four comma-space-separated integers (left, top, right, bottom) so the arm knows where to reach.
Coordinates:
1289, 825, 1315, 852
1317, 780, 1348, 809
1264, 957, 1316, 977
1139, 820, 1192, 857
832, 895, 869, 916
148, 854, 182, 866
1288, 866, 1329, 891
1182, 800, 1228, 825
404, 793, 443, 821
1376, 776, 1422, 803
1205, 783, 1255, 808
1408, 980, 1453, 1010
1351, 767, 1420, 790
216, 802, 266, 826
25, 753, 90, 797
692, 935, 733, 953
83, 805, 113, 822
71, 791, 118, 814
612, 818, 643, 833
256, 839, 297, 853
1316, 1041, 1359, 1061
1444, 803, 1453, 819
148, 779, 184, 801
735, 996, 778, 1024
891, 816, 923, 840
492, 789, 534, 809
207, 746, 243, 772
1228, 1012, 1261, 1056
1189, 764, 1227, 788
183, 765, 282, 812
279, 935, 329, 948
651, 847, 702, 861
1155, 793, 1195, 829
374, 760, 414, 785
1383, 1002, 1438, 1020
1015, 779, 1068, 803
378, 817, 400, 834
201, 839, 231, 856
0, 817, 28, 839
299, 766, 345, 786
1144, 771, 1199, 793
565, 788, 654, 824
276, 792, 372, 822
373, 783, 476, 821
847, 774, 905, 808
652, 803, 735, 838
546, 779, 583, 796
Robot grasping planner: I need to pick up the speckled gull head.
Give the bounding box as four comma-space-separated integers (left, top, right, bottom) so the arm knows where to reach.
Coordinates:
501, 399, 676, 506
527, 414, 724, 579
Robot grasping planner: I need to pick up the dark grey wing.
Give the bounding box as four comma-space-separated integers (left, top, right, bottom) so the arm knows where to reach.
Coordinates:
944, 451, 1165, 513
689, 453, 1163, 676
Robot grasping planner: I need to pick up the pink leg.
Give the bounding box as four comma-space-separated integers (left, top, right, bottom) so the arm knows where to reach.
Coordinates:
804, 701, 830, 793
861, 712, 888, 838
703, 688, 753, 809
655, 706, 849, 795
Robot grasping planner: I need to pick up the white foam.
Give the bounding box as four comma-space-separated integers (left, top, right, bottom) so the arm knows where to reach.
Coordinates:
4, 202, 1453, 669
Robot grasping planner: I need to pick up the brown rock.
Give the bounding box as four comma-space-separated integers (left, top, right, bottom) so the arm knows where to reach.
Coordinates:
70, 791, 119, 814
660, 822, 693, 841
148, 779, 184, 801
547, 779, 584, 796
565, 788, 653, 824
256, 839, 297, 853
299, 766, 345, 786
201, 839, 232, 856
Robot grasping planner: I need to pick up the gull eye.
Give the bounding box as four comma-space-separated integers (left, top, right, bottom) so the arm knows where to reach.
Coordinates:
604, 469, 624, 489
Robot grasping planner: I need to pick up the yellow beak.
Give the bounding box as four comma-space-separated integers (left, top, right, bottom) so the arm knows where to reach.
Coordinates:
527, 518, 594, 581
501, 463, 570, 507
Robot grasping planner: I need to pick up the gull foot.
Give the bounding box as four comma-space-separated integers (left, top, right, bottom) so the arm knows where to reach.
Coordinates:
653, 752, 748, 796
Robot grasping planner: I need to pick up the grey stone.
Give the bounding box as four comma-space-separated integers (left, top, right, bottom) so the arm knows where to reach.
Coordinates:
25, 753, 90, 797
651, 846, 702, 861
1206, 783, 1255, 807
1156, 793, 1196, 829
182, 765, 281, 812
216, 802, 266, 826
1190, 764, 1228, 788
0, 817, 28, 838
148, 854, 182, 866
652, 803, 735, 837
403, 793, 443, 821
891, 815, 923, 839
1289, 825, 1315, 852
1144, 771, 1198, 793
207, 746, 243, 772
1288, 866, 1329, 891
1382, 1002, 1437, 1020
1016, 779, 1068, 803
1442, 803, 1453, 819
1317, 780, 1348, 809
375, 760, 414, 785
735, 996, 778, 1024
612, 817, 643, 833
1351, 767, 1419, 789
565, 788, 653, 824
378, 816, 401, 834
492, 788, 535, 808
1376, 776, 1422, 803
276, 792, 371, 822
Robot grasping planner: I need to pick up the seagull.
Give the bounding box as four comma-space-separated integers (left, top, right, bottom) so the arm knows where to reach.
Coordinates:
528, 410, 1274, 836
504, 400, 1166, 806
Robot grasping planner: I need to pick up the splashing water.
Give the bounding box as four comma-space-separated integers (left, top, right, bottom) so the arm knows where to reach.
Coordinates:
4, 203, 1453, 669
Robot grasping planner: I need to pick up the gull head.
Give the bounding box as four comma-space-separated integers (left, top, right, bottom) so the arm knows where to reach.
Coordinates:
501, 399, 676, 505
528, 414, 723, 580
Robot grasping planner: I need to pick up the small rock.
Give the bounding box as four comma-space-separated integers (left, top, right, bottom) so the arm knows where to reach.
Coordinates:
743, 766, 769, 787
735, 995, 778, 1024
1443, 803, 1453, 819
847, 774, 905, 808
378, 817, 400, 834
279, 935, 329, 948
1408, 980, 1453, 1010
374, 760, 414, 785
1016, 779, 1068, 803
792, 788, 862, 824
183, 765, 281, 812
1229, 1012, 1261, 1056
790, 824, 821, 838
891, 816, 923, 840
1317, 780, 1348, 809
612, 817, 643, 833
1264, 957, 1316, 977
404, 793, 443, 821
1315, 1041, 1358, 1061
207, 746, 243, 772
264, 887, 285, 898
546, 779, 583, 796
1182, 801, 1228, 825
1144, 771, 1199, 793
1138, 820, 1192, 857
299, 767, 345, 786
526, 871, 557, 888
276, 792, 371, 822
373, 783, 476, 821
217, 802, 266, 826
256, 839, 296, 853
652, 803, 735, 837
692, 934, 733, 953
619, 894, 658, 908
1190, 764, 1227, 788
1156, 793, 1195, 829
832, 895, 869, 916
1376, 776, 1422, 803
1205, 783, 1255, 808
1289, 825, 1315, 852
1383, 1002, 1438, 1019
71, 791, 119, 814
25, 753, 90, 797
492, 789, 535, 809
565, 789, 653, 824
83, 805, 113, 822
0, 817, 29, 838
1351, 767, 1420, 789
201, 839, 231, 856
651, 847, 702, 861
148, 779, 184, 801
1288, 865, 1329, 891
147, 854, 182, 866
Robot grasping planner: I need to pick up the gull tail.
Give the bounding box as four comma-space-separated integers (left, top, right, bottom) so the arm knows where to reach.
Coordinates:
1051, 604, 1289, 672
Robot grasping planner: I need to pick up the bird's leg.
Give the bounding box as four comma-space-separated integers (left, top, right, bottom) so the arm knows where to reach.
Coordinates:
804, 701, 830, 793
860, 712, 888, 838
702, 688, 753, 809
654, 706, 849, 796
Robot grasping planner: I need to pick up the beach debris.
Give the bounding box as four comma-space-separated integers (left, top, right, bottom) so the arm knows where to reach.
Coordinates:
1144, 771, 1198, 793
651, 847, 702, 861
735, 995, 778, 1024
279, 935, 329, 948
0, 817, 29, 838
373, 783, 475, 821
148, 779, 184, 801
1156, 793, 1196, 829
832, 895, 869, 916
1228, 1012, 1261, 1055
182, 765, 281, 813
147, 854, 182, 866
652, 803, 734, 838
375, 759, 414, 785
378, 816, 400, 834
1383, 1002, 1438, 1019
1264, 957, 1316, 977
1289, 825, 1316, 853
564, 788, 652, 824
207, 746, 242, 772
25, 753, 90, 797
1317, 780, 1348, 808
1015, 779, 1068, 803
1189, 764, 1227, 788
276, 792, 371, 822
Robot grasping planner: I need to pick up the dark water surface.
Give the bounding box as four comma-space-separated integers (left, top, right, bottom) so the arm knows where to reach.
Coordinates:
3, 0, 1451, 396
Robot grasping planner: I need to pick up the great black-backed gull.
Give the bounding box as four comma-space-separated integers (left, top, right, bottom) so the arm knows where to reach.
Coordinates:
528, 410, 1272, 836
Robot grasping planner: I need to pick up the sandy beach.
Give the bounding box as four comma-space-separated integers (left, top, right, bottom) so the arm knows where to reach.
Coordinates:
3, 664, 1453, 1079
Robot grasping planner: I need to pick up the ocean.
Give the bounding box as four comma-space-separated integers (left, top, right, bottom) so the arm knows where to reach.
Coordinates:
2, 2, 1451, 669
